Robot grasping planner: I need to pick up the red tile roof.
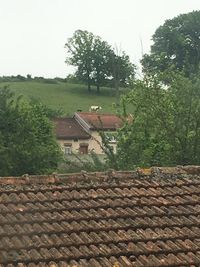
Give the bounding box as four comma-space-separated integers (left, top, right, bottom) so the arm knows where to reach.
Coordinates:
76, 112, 123, 130
0, 166, 200, 266
52, 117, 90, 140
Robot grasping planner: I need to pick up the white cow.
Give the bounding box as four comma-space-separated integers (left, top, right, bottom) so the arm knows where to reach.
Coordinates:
89, 106, 102, 112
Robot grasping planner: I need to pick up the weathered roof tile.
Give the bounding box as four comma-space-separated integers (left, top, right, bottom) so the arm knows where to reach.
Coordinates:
0, 167, 200, 266
75, 112, 123, 130
52, 117, 90, 140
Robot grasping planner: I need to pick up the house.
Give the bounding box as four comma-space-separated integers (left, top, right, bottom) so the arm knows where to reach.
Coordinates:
0, 166, 200, 266
53, 112, 123, 155
74, 112, 123, 154
53, 117, 91, 154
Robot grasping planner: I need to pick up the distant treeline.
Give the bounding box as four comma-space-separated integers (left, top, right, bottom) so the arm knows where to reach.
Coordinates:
0, 74, 118, 88
0, 75, 67, 84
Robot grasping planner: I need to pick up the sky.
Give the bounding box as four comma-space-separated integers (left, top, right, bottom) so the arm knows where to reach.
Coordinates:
0, 0, 200, 78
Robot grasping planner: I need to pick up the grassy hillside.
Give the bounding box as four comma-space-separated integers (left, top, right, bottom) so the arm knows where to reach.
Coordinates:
0, 81, 122, 115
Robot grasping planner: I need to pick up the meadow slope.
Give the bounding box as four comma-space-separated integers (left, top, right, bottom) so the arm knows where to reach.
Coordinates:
0, 81, 122, 115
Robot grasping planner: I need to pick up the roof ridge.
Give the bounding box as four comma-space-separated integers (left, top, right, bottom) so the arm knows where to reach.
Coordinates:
0, 166, 199, 186
52, 117, 74, 120
76, 112, 120, 116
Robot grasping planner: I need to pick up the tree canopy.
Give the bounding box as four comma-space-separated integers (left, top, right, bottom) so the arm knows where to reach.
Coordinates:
103, 71, 200, 170
0, 87, 62, 176
142, 10, 200, 77
65, 30, 135, 93
98, 11, 200, 170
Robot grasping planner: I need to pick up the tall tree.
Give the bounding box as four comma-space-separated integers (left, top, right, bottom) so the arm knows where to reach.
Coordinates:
109, 50, 135, 104
65, 30, 94, 92
92, 38, 112, 93
65, 30, 136, 93
142, 10, 200, 77
0, 87, 62, 176
65, 30, 112, 93
104, 72, 200, 170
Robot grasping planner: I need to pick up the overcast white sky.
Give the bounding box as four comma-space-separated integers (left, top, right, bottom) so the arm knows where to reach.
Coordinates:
0, 0, 200, 78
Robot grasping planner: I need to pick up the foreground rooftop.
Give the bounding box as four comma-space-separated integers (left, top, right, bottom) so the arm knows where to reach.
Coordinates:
0, 166, 200, 266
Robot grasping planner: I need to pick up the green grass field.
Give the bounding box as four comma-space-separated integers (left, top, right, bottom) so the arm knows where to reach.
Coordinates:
0, 81, 122, 115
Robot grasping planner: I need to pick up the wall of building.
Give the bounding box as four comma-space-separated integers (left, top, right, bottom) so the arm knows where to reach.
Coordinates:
88, 131, 117, 154
57, 131, 117, 155
88, 131, 103, 154
58, 139, 89, 154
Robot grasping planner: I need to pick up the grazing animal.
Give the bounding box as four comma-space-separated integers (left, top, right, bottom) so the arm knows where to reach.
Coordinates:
89, 106, 102, 112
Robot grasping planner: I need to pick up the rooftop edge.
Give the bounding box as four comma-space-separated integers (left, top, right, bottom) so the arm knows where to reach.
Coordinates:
0, 165, 200, 186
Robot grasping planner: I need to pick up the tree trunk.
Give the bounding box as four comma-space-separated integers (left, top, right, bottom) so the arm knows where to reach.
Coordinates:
87, 72, 91, 92
115, 78, 120, 106
87, 82, 91, 92
96, 83, 100, 94
96, 73, 100, 93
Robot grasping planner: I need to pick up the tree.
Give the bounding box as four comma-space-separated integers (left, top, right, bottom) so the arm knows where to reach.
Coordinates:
65, 30, 94, 92
65, 30, 136, 93
104, 72, 200, 170
109, 50, 136, 105
142, 10, 200, 77
92, 38, 112, 93
65, 30, 112, 93
0, 87, 62, 176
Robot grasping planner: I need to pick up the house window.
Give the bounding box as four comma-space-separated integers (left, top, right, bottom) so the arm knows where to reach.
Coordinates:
79, 143, 88, 154
64, 143, 72, 155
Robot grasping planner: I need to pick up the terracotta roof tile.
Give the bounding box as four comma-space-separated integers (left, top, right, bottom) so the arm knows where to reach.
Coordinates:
52, 118, 90, 140
76, 112, 123, 130
0, 166, 200, 266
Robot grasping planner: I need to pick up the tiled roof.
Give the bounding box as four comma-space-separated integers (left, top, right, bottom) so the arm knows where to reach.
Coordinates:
75, 112, 123, 130
0, 166, 200, 266
52, 117, 90, 140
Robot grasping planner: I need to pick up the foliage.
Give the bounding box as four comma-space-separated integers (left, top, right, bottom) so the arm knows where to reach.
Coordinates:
104, 72, 200, 169
109, 50, 136, 105
65, 30, 112, 92
29, 97, 64, 118
109, 51, 136, 87
60, 152, 107, 173
119, 10, 200, 169
92, 37, 113, 93
65, 30, 97, 92
0, 75, 27, 83
0, 75, 67, 84
65, 30, 135, 93
97, 130, 119, 170
142, 10, 200, 77
0, 87, 62, 176
65, 74, 82, 84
